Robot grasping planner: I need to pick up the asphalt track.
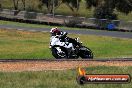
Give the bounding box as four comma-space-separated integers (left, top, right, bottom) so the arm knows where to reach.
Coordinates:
0, 24, 132, 39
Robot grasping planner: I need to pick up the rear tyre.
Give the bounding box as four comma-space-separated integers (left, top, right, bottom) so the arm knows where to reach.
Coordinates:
79, 46, 93, 59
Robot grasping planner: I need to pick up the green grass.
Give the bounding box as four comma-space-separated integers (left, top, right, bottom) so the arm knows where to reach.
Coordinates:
0, 20, 87, 31
0, 20, 53, 29
0, 66, 132, 88
117, 12, 132, 21
0, 29, 53, 59
0, 28, 132, 59
71, 34, 132, 58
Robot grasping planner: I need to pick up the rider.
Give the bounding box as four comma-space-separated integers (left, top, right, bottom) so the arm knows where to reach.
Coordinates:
50, 27, 82, 48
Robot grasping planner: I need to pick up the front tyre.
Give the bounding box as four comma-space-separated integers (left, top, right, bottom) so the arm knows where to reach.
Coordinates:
51, 47, 67, 59
79, 46, 93, 59
76, 76, 86, 85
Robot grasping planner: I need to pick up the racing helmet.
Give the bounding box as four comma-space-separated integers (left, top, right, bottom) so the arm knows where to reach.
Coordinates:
50, 27, 61, 35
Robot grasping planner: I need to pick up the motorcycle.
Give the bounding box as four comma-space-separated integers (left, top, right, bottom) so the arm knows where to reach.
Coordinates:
50, 36, 93, 59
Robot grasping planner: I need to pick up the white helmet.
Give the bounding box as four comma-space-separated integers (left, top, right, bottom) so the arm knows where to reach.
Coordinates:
50, 27, 59, 33
50, 28, 56, 33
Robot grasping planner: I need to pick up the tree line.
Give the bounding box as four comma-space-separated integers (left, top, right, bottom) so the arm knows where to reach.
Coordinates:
0, 0, 132, 20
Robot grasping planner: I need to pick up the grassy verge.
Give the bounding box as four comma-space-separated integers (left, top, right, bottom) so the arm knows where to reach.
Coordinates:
0, 28, 132, 59
0, 20, 93, 31
0, 66, 132, 88
0, 20, 54, 29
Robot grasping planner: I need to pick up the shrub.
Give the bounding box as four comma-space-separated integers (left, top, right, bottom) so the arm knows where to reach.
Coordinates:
64, 17, 83, 27
24, 12, 37, 19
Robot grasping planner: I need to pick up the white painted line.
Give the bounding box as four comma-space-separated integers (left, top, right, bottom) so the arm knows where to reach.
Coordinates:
42, 31, 47, 32
17, 29, 24, 31
28, 30, 37, 32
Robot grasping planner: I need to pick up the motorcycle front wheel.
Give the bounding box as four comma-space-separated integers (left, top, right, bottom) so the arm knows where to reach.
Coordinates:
79, 46, 93, 59
51, 47, 67, 59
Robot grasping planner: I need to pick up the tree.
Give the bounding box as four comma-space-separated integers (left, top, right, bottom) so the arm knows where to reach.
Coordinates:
40, 0, 62, 14
21, 0, 26, 10
0, 0, 6, 9
0, 3, 1, 9
0, 0, 1, 9
62, 0, 81, 16
12, 0, 20, 15
95, 0, 117, 19
85, 0, 132, 20
85, 0, 102, 8
12, 0, 20, 10
12, 0, 26, 11
115, 0, 132, 14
